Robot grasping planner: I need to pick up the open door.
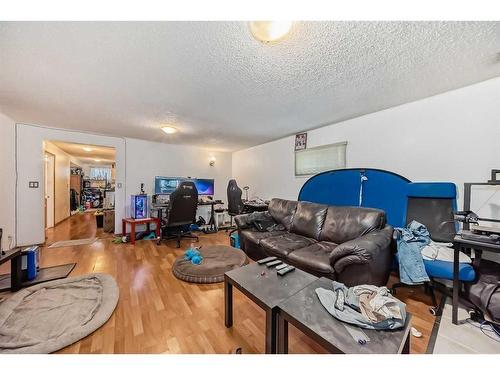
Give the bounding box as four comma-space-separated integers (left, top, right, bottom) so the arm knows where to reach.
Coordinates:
44, 152, 55, 229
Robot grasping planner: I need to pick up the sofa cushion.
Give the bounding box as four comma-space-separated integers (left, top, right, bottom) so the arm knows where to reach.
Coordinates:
290, 201, 328, 240
260, 233, 316, 258
268, 198, 298, 231
239, 229, 287, 246
319, 206, 386, 244
287, 241, 337, 275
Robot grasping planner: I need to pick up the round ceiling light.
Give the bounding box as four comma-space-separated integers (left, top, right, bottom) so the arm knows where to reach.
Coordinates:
161, 126, 177, 134
249, 21, 293, 43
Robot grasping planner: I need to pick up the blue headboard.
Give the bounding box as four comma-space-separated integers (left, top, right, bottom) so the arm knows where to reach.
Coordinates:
298, 168, 457, 228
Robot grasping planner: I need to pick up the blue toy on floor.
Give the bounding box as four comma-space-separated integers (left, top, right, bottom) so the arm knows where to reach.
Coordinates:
184, 247, 203, 265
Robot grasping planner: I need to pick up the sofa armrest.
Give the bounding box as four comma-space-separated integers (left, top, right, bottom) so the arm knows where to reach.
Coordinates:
329, 225, 393, 274
234, 211, 273, 230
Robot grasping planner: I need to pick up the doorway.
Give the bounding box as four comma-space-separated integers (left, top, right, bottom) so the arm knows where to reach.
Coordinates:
43, 140, 117, 242
44, 152, 55, 229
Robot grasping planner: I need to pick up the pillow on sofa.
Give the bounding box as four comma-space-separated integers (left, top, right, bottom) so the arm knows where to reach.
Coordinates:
253, 216, 278, 232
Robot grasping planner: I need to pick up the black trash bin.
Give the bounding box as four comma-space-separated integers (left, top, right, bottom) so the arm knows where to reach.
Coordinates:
95, 213, 104, 228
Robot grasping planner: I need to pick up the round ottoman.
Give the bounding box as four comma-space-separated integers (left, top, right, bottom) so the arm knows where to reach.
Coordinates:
172, 245, 248, 284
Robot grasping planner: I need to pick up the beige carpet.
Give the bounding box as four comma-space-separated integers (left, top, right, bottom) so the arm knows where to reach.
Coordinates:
0, 273, 119, 353
48, 238, 97, 248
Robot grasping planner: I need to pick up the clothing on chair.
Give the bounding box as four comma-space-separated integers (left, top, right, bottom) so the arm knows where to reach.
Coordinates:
421, 241, 472, 263
395, 220, 431, 285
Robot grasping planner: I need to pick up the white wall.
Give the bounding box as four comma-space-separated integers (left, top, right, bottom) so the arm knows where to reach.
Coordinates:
233, 77, 500, 211
12, 124, 232, 246
0, 112, 17, 249
124, 138, 232, 220
16, 124, 127, 246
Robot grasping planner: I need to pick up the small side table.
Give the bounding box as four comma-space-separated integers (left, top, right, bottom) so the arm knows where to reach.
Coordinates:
452, 235, 500, 324
122, 217, 161, 245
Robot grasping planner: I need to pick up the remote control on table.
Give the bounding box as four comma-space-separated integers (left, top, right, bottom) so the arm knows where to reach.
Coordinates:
277, 265, 296, 276
275, 263, 288, 270
257, 256, 277, 264
266, 260, 282, 268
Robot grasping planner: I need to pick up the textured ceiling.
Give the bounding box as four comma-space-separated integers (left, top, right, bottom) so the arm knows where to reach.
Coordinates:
1, 21, 499, 151
49, 140, 116, 164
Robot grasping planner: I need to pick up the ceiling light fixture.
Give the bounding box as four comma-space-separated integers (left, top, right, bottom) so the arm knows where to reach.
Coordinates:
161, 126, 177, 134
94, 159, 101, 162
249, 21, 293, 43
83, 146, 93, 152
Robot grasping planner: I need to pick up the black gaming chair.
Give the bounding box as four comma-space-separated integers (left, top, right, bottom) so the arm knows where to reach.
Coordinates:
226, 179, 248, 235
161, 181, 199, 248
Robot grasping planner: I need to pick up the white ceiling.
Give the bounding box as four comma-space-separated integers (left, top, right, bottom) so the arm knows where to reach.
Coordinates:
49, 140, 116, 164
1, 21, 499, 151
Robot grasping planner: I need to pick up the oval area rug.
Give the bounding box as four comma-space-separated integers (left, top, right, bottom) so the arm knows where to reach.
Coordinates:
0, 273, 119, 353
173, 245, 248, 283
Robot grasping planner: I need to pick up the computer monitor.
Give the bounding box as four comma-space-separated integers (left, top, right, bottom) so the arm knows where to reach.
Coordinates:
154, 176, 215, 196
192, 178, 214, 196
154, 176, 183, 195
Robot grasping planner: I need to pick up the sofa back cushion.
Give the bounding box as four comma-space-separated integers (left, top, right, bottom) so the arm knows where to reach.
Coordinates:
268, 198, 298, 230
319, 206, 386, 244
290, 201, 328, 240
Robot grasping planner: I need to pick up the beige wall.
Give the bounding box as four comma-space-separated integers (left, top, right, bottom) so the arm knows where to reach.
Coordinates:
0, 112, 16, 248
44, 141, 72, 224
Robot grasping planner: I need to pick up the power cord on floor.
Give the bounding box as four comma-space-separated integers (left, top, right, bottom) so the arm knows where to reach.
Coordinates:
465, 317, 500, 343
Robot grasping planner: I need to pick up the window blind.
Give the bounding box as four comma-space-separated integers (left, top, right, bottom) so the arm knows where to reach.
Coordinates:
295, 142, 347, 176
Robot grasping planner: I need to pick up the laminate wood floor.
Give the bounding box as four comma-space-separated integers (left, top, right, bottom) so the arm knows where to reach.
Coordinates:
0, 212, 438, 354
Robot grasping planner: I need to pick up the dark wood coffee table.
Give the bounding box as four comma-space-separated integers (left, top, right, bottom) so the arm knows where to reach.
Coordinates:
224, 262, 318, 353
277, 277, 412, 354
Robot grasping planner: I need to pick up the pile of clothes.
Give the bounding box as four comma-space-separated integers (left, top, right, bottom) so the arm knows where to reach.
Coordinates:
396, 220, 472, 285
316, 281, 407, 330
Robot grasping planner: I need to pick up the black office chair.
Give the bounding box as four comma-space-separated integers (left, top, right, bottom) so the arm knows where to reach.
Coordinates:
391, 196, 458, 316
226, 179, 248, 235
160, 181, 199, 248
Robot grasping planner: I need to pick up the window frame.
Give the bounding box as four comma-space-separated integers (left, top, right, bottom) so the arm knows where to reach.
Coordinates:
294, 141, 347, 177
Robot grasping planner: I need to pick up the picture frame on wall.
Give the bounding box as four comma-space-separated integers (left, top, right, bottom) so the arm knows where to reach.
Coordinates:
295, 133, 307, 151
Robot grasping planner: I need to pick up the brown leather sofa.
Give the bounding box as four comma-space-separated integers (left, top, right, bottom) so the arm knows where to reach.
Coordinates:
235, 198, 393, 286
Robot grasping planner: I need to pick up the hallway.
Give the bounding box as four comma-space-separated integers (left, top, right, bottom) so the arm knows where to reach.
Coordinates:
45, 211, 113, 246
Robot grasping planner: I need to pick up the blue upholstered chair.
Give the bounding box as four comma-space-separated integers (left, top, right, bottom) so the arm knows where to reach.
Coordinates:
299, 168, 477, 316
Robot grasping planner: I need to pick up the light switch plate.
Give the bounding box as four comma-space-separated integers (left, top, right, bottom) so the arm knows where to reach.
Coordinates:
29, 181, 39, 188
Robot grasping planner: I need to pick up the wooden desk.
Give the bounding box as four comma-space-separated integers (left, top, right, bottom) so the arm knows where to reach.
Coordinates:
122, 217, 161, 245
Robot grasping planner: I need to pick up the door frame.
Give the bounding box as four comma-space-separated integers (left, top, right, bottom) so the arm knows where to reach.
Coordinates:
44, 151, 56, 229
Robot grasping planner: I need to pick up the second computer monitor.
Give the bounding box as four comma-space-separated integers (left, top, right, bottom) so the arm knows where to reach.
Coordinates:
193, 178, 214, 196
154, 176, 214, 196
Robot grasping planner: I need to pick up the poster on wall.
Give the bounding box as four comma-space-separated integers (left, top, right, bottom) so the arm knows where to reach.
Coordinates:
295, 133, 307, 151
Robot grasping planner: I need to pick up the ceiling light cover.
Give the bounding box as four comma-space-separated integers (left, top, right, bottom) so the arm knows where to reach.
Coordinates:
161, 126, 177, 134
83, 146, 93, 152
249, 21, 293, 43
